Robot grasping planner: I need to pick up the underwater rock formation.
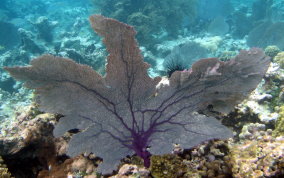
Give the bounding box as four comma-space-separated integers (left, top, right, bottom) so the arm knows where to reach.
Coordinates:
4, 15, 270, 174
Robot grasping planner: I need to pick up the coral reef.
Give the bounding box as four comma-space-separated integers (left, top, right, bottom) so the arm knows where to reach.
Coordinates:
38, 155, 97, 178
18, 28, 44, 54
0, 87, 32, 130
274, 51, 284, 68
5, 14, 272, 174
0, 105, 99, 177
150, 154, 187, 178
32, 16, 57, 43
111, 164, 150, 178
273, 105, 284, 137
183, 140, 232, 177
1, 98, 284, 177
239, 123, 266, 140
194, 36, 222, 52
2, 0, 284, 177
148, 132, 284, 177
226, 58, 284, 126
0, 156, 12, 178
229, 135, 284, 177
0, 106, 58, 177
93, 0, 197, 48
265, 45, 281, 58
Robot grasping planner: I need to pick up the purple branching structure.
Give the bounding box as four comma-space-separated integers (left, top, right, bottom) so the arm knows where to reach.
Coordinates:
4, 15, 270, 173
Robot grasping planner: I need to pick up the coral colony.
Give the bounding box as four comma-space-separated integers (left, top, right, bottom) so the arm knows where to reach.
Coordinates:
4, 15, 270, 173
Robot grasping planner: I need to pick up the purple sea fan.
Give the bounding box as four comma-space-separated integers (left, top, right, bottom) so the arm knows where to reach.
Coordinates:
4, 15, 270, 173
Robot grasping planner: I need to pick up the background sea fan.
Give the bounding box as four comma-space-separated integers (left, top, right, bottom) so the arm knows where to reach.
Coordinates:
4, 15, 270, 173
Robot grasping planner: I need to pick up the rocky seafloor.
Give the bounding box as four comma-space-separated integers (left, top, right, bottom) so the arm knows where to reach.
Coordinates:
0, 47, 284, 178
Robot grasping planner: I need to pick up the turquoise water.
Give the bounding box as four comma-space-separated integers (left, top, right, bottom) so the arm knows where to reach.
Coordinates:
0, 0, 283, 69
1, 0, 284, 177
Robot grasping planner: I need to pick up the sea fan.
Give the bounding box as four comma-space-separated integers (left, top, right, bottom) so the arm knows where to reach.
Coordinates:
4, 15, 270, 173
